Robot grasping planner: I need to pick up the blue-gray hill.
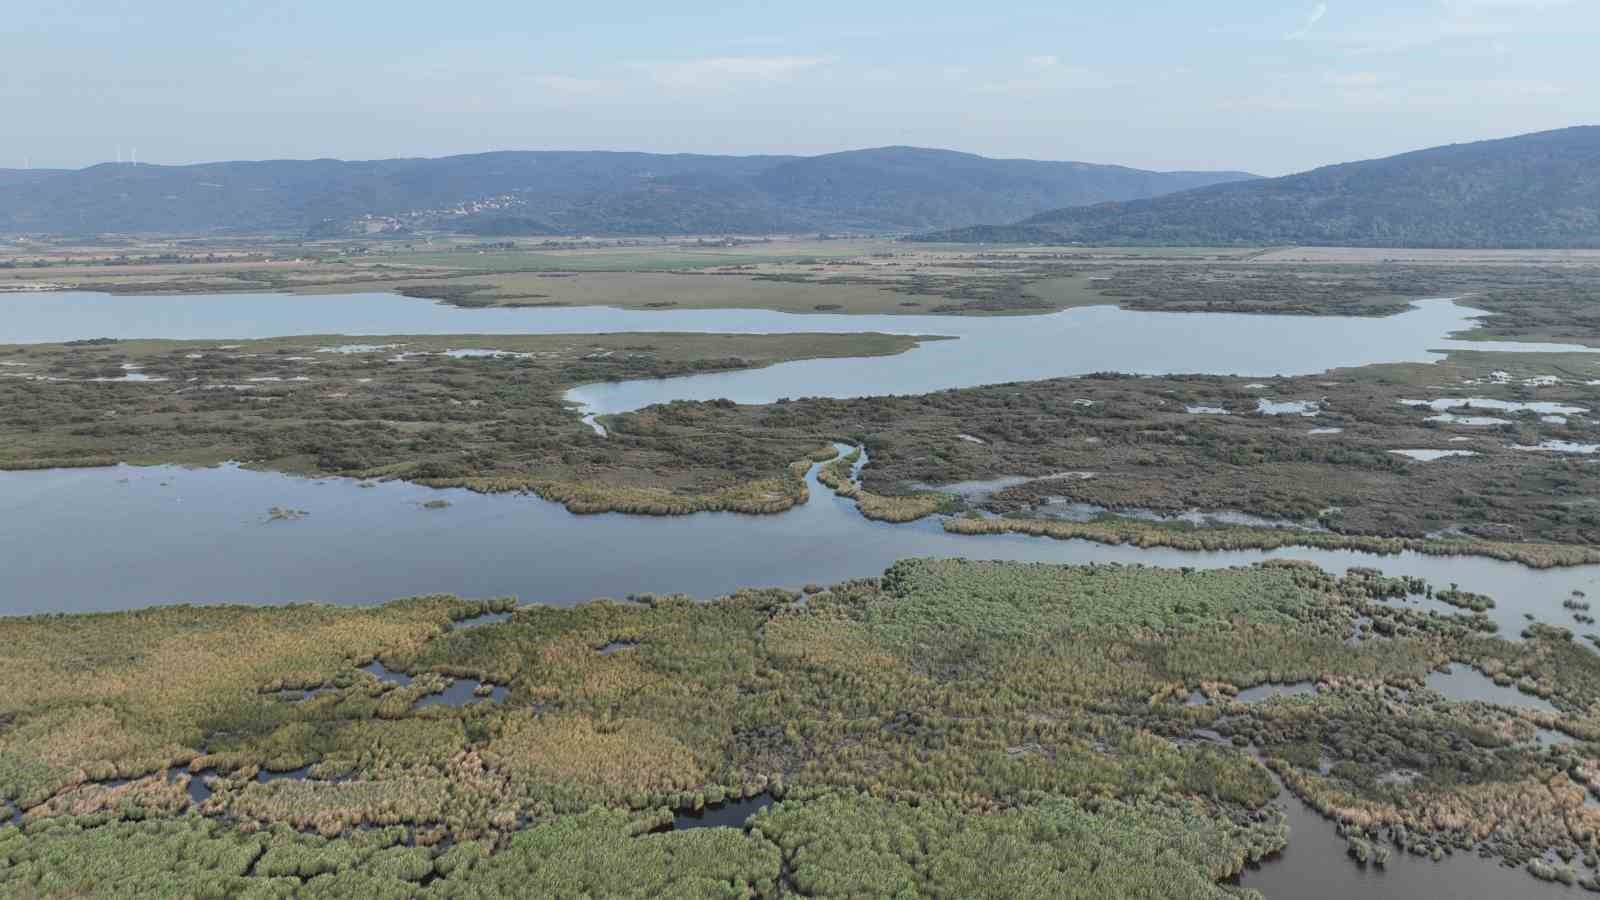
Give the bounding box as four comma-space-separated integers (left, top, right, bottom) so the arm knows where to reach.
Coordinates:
0, 147, 1255, 237
917, 127, 1600, 248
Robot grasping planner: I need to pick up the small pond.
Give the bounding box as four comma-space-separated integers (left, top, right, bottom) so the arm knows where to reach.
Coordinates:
1241, 789, 1586, 899
1425, 667, 1560, 715
671, 793, 776, 830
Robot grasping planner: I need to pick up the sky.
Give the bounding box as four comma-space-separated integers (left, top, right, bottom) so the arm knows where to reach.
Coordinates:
3, 0, 1596, 176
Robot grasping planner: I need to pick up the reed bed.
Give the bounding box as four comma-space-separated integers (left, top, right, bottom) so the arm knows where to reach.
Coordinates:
818, 446, 951, 522
5, 559, 1600, 893
944, 515, 1600, 568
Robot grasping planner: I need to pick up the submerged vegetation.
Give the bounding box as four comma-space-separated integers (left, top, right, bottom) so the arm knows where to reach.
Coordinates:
5, 559, 1600, 894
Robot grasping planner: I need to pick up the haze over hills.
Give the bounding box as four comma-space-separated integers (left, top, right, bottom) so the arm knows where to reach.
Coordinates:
920, 127, 1600, 249
0, 147, 1256, 238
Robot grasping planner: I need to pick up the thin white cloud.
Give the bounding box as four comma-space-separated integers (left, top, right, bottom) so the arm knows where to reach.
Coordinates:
1336, 0, 1587, 56
1323, 71, 1382, 88
532, 75, 624, 98
1288, 2, 1328, 39
970, 65, 1109, 97
631, 56, 831, 93
1445, 0, 1572, 8
1025, 55, 1059, 70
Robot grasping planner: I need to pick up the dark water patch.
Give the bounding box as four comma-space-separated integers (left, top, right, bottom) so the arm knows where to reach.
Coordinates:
1186, 683, 1316, 706
1426, 668, 1560, 714
412, 679, 508, 710
256, 765, 310, 784
452, 611, 513, 630
170, 766, 216, 805
1384, 591, 1477, 620
1235, 682, 1318, 703
365, 660, 506, 709
362, 661, 412, 686
1536, 728, 1580, 748
671, 793, 775, 830
1241, 790, 1587, 899
265, 686, 334, 703
597, 640, 639, 656
1347, 615, 1376, 646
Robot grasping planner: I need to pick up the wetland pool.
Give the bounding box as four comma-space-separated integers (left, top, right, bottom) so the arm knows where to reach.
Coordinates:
1239, 790, 1586, 899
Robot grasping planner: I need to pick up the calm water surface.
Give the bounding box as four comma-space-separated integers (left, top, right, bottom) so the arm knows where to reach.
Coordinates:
1242, 790, 1584, 899
2, 293, 1593, 418
3, 460, 1597, 621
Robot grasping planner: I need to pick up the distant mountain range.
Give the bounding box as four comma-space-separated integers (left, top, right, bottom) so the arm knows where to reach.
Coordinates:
920, 127, 1600, 248
0, 147, 1256, 237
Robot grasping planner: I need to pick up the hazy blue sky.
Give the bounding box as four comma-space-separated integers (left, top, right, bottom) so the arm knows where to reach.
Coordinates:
4, 0, 1595, 175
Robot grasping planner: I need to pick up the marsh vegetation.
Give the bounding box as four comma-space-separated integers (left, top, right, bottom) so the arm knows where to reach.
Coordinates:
6, 242, 1600, 896
0, 331, 917, 515
5, 561, 1600, 894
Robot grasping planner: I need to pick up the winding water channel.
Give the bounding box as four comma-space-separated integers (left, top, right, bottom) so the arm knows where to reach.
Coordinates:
4, 290, 1599, 897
